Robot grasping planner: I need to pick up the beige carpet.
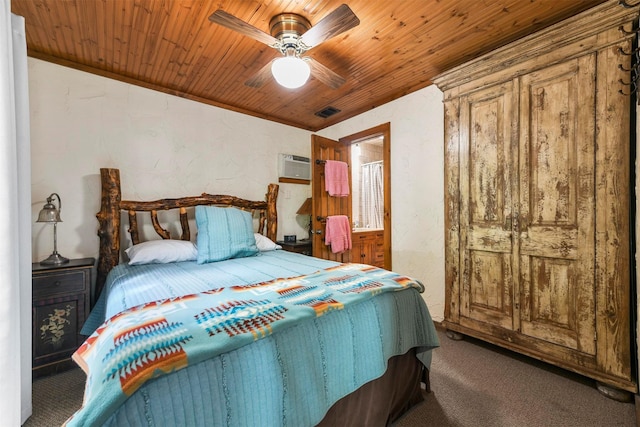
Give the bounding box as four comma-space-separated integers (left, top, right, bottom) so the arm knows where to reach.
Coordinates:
24, 330, 636, 426
393, 330, 636, 427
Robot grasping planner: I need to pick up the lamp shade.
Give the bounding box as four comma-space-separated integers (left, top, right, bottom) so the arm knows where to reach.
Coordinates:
271, 57, 311, 89
37, 201, 62, 223
297, 198, 312, 215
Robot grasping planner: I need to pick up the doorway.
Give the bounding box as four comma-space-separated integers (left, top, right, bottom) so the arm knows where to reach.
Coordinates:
340, 123, 391, 270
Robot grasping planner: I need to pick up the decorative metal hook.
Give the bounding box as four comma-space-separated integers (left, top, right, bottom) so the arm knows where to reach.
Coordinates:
619, 0, 640, 9
619, 84, 637, 95
619, 63, 632, 72
618, 76, 640, 86
618, 45, 640, 55
619, 24, 640, 35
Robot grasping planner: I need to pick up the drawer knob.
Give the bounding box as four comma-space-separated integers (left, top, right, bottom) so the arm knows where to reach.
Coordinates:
54, 280, 62, 287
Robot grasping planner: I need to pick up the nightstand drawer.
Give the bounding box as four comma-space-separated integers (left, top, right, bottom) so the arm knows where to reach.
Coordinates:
33, 270, 87, 299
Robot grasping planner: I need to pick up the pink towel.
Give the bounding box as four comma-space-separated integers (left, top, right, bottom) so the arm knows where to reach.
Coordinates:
324, 215, 352, 254
324, 160, 349, 197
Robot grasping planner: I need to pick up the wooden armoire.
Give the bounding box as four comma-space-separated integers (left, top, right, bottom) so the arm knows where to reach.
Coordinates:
433, 0, 637, 396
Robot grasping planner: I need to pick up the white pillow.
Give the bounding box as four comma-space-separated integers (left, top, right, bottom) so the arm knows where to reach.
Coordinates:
254, 233, 282, 251
125, 240, 198, 265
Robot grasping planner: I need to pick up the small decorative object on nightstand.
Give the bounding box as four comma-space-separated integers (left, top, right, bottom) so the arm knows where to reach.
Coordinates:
32, 257, 94, 378
277, 239, 312, 256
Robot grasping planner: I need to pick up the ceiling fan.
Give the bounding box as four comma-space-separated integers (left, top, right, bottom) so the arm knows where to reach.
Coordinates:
209, 4, 360, 89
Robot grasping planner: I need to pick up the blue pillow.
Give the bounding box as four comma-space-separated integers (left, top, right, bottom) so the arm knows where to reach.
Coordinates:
195, 206, 258, 264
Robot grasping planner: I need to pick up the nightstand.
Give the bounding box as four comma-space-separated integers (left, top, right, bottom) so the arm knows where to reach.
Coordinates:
32, 257, 94, 378
277, 240, 312, 256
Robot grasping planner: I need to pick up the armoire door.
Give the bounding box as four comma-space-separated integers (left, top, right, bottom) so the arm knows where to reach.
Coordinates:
458, 81, 518, 331
517, 56, 597, 355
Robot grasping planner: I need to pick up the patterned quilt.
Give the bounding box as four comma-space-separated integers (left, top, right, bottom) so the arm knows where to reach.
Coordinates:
65, 263, 425, 427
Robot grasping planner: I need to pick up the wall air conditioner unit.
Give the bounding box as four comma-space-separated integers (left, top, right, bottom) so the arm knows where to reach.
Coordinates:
279, 154, 311, 181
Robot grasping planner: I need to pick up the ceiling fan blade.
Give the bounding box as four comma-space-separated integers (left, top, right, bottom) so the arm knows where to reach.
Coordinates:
299, 4, 360, 49
245, 60, 275, 88
209, 10, 279, 47
306, 58, 346, 89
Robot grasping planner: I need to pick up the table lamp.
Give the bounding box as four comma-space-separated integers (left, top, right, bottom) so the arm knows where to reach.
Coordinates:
297, 197, 312, 240
37, 192, 69, 265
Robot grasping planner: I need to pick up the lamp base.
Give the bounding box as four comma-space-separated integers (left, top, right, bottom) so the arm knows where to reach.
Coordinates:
40, 252, 69, 266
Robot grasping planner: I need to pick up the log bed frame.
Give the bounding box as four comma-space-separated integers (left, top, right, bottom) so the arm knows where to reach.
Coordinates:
93, 167, 429, 424
95, 168, 279, 299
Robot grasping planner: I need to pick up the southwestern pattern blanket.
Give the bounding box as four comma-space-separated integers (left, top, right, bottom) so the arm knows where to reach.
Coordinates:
66, 263, 425, 426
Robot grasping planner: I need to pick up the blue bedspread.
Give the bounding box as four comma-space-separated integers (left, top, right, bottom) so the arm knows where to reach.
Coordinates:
72, 250, 439, 426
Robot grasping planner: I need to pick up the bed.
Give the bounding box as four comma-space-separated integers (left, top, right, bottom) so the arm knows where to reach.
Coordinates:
65, 168, 439, 426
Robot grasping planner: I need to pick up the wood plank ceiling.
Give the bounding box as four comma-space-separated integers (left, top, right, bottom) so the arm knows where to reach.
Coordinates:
11, 0, 608, 131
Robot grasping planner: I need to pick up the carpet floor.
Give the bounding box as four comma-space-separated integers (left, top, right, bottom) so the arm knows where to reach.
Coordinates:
393, 330, 636, 426
24, 329, 636, 426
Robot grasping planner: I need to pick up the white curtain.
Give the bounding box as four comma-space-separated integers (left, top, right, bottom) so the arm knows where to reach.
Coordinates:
0, 2, 32, 424
360, 162, 383, 229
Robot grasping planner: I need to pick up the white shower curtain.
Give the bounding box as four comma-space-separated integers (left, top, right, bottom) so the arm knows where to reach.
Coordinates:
360, 162, 383, 229
0, 2, 32, 424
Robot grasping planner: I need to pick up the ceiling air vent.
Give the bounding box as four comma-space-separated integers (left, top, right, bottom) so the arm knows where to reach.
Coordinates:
315, 106, 341, 118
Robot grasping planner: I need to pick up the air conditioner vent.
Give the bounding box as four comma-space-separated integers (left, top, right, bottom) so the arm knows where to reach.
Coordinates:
315, 106, 341, 118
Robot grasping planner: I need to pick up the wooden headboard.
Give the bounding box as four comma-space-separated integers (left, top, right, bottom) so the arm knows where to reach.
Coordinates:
95, 168, 279, 298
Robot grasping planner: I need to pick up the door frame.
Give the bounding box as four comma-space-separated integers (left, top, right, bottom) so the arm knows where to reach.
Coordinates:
339, 123, 392, 270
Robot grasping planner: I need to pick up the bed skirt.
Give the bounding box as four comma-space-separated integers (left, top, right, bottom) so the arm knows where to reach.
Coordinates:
318, 348, 428, 426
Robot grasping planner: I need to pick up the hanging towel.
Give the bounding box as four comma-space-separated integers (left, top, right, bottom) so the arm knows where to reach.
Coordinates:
324, 160, 350, 197
324, 215, 352, 254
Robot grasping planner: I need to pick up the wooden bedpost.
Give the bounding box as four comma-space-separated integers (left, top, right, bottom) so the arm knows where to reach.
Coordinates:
266, 183, 278, 242
95, 168, 121, 299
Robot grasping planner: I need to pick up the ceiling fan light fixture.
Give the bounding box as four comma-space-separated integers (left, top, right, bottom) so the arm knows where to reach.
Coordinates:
271, 56, 311, 89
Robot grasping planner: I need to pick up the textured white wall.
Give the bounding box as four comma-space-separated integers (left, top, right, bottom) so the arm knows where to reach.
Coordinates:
28, 59, 312, 262
318, 86, 446, 320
